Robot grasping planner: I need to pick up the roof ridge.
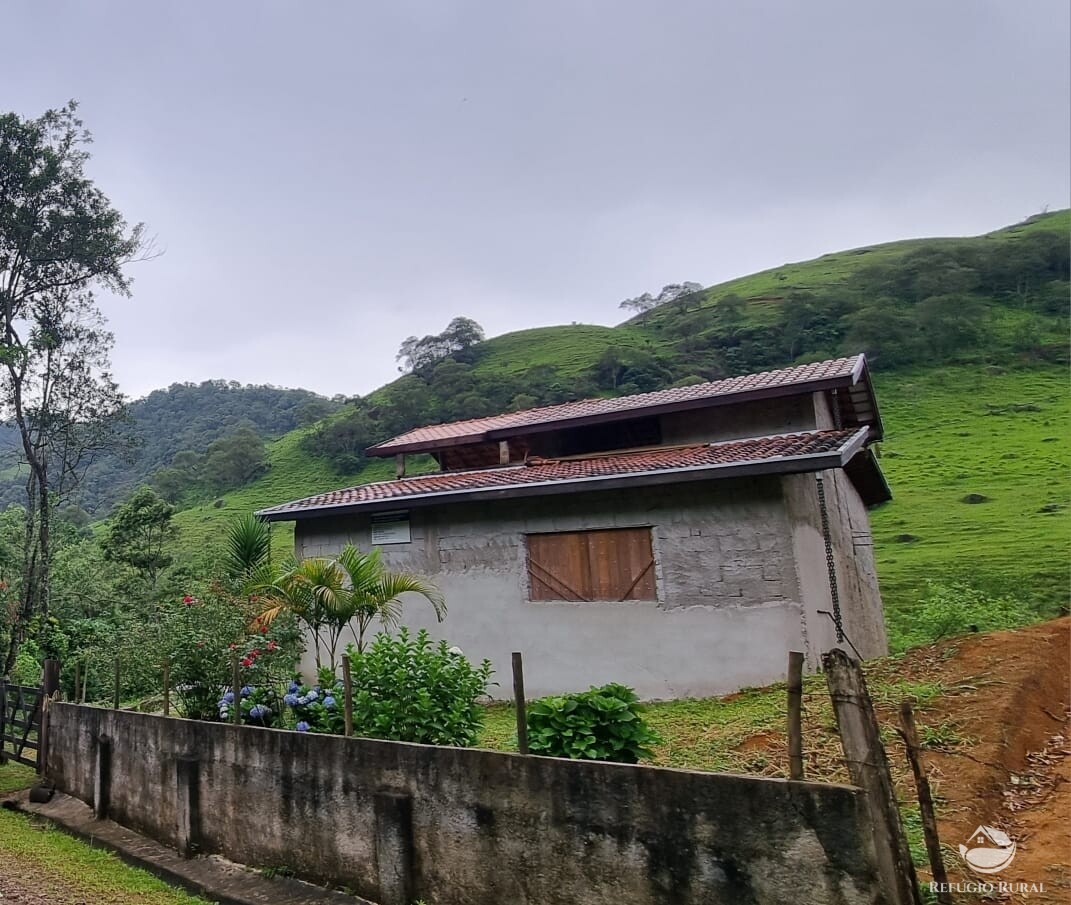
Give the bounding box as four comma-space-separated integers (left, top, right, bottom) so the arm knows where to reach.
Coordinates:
367, 355, 867, 456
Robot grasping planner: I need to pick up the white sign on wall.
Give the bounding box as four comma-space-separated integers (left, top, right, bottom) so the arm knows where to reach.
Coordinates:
371, 510, 411, 545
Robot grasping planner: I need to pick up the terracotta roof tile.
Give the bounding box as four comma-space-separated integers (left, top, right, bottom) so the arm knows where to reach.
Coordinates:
259, 428, 864, 520
368, 355, 866, 455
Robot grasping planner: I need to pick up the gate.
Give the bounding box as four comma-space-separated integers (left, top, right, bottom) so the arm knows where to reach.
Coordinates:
0, 680, 45, 769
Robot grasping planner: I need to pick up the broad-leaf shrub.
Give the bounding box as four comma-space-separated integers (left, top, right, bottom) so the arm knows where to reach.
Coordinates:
902, 581, 1034, 648
344, 628, 493, 746
526, 683, 661, 763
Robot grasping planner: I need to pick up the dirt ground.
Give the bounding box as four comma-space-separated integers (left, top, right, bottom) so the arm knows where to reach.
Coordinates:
904, 617, 1071, 902
0, 870, 93, 905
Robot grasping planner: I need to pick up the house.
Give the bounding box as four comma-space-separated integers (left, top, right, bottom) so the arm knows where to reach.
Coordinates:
258, 354, 891, 698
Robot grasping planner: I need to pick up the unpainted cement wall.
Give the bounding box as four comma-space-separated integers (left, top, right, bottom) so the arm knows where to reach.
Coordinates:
782, 470, 888, 662
297, 478, 809, 699
48, 704, 890, 905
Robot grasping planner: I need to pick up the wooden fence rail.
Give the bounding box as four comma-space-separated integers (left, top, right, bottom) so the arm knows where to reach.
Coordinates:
0, 680, 45, 769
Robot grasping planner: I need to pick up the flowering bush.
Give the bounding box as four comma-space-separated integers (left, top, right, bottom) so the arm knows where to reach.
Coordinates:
343, 628, 494, 746
158, 585, 302, 720
218, 684, 277, 726
283, 670, 346, 734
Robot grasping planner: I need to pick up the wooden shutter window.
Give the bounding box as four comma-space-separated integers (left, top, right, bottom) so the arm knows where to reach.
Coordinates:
527, 527, 656, 602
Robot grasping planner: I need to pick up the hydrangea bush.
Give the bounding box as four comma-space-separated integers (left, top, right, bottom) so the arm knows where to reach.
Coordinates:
274, 630, 492, 745
283, 670, 346, 734
345, 628, 494, 746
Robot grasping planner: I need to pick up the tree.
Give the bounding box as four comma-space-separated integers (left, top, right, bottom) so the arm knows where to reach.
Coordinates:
201, 426, 268, 493
619, 282, 703, 320
395, 317, 485, 372
101, 486, 178, 588
222, 511, 271, 585
0, 102, 145, 672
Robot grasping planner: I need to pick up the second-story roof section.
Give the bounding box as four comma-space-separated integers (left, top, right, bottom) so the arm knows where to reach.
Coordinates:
260, 427, 887, 522
367, 354, 882, 457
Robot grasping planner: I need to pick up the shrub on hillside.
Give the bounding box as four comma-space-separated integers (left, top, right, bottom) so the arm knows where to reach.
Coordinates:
526, 683, 661, 764
904, 581, 1035, 648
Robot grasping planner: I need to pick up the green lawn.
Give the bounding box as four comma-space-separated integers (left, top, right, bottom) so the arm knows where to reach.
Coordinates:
477, 657, 950, 779
0, 763, 210, 904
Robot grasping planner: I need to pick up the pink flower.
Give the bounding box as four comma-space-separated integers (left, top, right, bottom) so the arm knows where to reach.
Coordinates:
267, 640, 278, 651
241, 657, 253, 668
182, 595, 195, 605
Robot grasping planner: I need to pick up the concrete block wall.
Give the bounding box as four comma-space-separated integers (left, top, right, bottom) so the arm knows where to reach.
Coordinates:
782, 470, 887, 663
296, 478, 813, 698
48, 704, 891, 905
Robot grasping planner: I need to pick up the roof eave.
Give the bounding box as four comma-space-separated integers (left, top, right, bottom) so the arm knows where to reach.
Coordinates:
258, 443, 859, 523
853, 354, 885, 442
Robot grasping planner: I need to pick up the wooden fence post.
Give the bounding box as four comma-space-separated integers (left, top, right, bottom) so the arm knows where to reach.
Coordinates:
38, 660, 61, 776
823, 648, 921, 905
0, 678, 7, 765
787, 650, 805, 780
899, 701, 952, 904
342, 656, 354, 738
230, 654, 241, 726
162, 660, 171, 717
512, 652, 528, 755
113, 657, 121, 710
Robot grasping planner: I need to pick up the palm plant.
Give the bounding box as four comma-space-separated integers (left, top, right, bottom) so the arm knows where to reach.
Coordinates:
223, 512, 272, 584
335, 546, 446, 654
245, 544, 445, 672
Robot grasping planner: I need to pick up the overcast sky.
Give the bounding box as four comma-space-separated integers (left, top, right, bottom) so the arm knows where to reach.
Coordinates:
4, 1, 1069, 399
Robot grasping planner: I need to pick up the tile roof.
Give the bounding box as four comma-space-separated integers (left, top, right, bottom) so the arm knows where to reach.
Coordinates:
368, 355, 868, 456
259, 428, 867, 520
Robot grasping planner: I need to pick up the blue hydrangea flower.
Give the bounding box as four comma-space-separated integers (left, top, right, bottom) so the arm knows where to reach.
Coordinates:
241, 685, 254, 698
283, 693, 299, 706
288, 681, 301, 694
296, 721, 310, 732
221, 691, 235, 704
306, 690, 319, 701
297, 695, 309, 706
323, 696, 336, 709
249, 704, 270, 720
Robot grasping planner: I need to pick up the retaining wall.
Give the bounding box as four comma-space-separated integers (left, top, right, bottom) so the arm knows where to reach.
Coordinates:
48, 704, 891, 905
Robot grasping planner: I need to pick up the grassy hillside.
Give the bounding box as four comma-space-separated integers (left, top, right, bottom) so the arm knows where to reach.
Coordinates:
872, 364, 1069, 642
641, 208, 1071, 323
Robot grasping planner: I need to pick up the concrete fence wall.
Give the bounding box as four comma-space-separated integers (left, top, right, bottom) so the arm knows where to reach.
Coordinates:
47, 704, 890, 905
